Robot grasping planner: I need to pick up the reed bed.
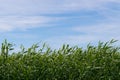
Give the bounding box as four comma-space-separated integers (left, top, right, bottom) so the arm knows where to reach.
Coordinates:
0, 39, 120, 80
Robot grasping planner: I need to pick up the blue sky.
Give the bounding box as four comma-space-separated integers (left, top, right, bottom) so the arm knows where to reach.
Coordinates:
0, 0, 120, 50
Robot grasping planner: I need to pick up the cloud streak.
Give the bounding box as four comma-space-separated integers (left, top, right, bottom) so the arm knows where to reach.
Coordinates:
0, 0, 119, 33
0, 0, 120, 15
0, 0, 120, 49
0, 16, 62, 32
71, 21, 120, 44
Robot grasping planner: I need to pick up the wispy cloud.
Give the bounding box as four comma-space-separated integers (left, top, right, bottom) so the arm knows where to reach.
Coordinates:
0, 0, 120, 49
71, 22, 120, 44
73, 23, 120, 36
0, 0, 120, 15
46, 20, 120, 49
0, 0, 119, 29
0, 16, 62, 32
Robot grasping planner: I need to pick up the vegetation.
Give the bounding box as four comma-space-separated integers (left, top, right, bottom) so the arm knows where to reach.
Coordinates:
0, 39, 120, 80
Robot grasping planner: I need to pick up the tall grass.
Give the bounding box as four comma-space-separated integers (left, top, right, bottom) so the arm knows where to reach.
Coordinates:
0, 39, 120, 80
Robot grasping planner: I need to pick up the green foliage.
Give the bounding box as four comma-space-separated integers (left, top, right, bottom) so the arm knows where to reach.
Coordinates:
0, 39, 120, 80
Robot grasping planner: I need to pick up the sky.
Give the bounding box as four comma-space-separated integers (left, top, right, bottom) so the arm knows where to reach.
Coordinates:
0, 0, 120, 50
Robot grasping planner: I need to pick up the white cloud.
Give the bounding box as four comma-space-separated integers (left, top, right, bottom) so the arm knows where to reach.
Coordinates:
0, 0, 119, 32
0, 24, 14, 31
0, 0, 119, 49
0, 0, 120, 15
72, 22, 120, 42
73, 24, 119, 35
45, 20, 120, 49
0, 16, 62, 32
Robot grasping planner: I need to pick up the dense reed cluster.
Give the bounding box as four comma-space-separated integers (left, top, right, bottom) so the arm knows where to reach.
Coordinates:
0, 39, 120, 80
